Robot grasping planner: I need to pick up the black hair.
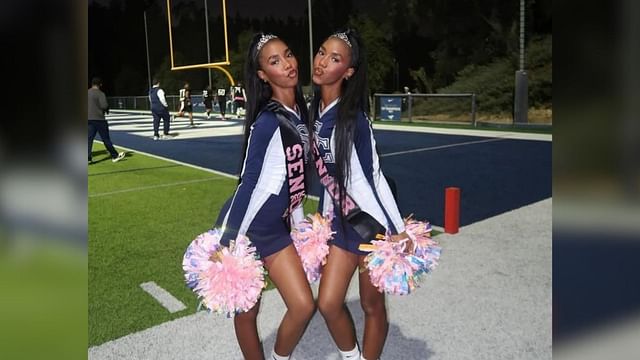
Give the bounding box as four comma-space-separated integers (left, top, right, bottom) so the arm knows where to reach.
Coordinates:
91, 77, 103, 86
309, 28, 369, 220
152, 78, 160, 85
239, 32, 309, 179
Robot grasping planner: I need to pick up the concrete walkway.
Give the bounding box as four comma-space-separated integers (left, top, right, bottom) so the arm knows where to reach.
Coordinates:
89, 198, 551, 360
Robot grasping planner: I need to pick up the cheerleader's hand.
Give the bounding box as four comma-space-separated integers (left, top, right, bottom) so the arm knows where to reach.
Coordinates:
389, 232, 414, 254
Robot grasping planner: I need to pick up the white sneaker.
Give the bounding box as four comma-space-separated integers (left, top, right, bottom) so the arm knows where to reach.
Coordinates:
153, 135, 160, 140
112, 152, 126, 163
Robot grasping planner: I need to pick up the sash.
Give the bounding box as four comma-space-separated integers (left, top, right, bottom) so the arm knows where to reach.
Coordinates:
311, 139, 386, 242
268, 102, 386, 243
264, 101, 306, 218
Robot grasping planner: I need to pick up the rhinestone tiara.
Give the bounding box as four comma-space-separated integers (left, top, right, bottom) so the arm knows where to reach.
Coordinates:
331, 32, 352, 48
256, 34, 278, 52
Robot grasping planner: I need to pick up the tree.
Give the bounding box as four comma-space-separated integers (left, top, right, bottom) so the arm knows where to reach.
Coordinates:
348, 15, 393, 93
227, 29, 255, 85
409, 67, 433, 93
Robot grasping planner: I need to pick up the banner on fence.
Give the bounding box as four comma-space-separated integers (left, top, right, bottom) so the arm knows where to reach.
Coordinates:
379, 96, 401, 121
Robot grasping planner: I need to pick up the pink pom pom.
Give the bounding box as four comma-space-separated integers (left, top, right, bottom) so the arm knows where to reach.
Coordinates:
291, 213, 334, 283
364, 238, 427, 295
404, 219, 441, 272
182, 230, 266, 316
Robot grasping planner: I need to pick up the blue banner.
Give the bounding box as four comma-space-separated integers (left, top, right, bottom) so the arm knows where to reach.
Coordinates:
379, 96, 402, 121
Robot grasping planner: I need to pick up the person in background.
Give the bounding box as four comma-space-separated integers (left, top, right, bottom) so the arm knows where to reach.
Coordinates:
148, 78, 173, 140
203, 85, 213, 120
216, 85, 227, 120
88, 77, 125, 163
233, 82, 247, 116
176, 82, 195, 127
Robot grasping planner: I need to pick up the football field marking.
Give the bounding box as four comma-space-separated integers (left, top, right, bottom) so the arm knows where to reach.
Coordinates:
381, 138, 505, 157
139, 281, 187, 313
89, 177, 226, 198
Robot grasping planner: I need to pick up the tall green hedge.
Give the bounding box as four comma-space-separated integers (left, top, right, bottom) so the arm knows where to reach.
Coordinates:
412, 35, 551, 118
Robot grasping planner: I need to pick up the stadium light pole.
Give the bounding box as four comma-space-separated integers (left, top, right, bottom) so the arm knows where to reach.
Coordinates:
514, 0, 528, 124
144, 10, 152, 90
308, 0, 314, 87
204, 0, 212, 88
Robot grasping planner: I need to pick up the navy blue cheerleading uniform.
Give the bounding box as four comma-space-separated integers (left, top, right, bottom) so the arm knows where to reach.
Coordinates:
315, 99, 405, 255
215, 103, 307, 258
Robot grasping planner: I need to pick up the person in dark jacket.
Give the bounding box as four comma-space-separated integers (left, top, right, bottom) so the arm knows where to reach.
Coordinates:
88, 77, 125, 163
148, 78, 173, 140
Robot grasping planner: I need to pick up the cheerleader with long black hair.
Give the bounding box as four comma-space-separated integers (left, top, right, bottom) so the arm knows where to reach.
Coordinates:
213, 33, 314, 360
309, 28, 408, 360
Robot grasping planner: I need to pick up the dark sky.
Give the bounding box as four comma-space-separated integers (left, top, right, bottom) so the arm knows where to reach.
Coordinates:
89, 0, 551, 95
89, 0, 383, 20
89, 0, 310, 19
228, 0, 308, 19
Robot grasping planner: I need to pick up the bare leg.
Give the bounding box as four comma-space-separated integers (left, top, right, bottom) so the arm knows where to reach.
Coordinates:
264, 244, 315, 356
233, 299, 265, 360
317, 245, 360, 351
358, 255, 388, 359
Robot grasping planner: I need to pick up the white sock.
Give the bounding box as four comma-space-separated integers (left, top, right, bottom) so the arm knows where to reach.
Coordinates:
339, 344, 360, 360
271, 350, 290, 360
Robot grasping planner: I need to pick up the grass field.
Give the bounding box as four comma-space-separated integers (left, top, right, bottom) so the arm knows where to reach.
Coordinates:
88, 144, 318, 346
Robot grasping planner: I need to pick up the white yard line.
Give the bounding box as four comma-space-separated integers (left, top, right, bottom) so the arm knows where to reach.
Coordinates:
94, 141, 238, 179
104, 114, 152, 120
139, 282, 187, 313
372, 122, 552, 141
381, 138, 506, 157
89, 177, 226, 198
94, 141, 320, 201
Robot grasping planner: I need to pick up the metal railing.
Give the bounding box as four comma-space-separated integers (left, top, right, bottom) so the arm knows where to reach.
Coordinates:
107, 95, 236, 114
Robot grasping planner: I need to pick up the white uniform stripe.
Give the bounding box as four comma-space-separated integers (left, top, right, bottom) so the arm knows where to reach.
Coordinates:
221, 125, 286, 236
367, 127, 405, 232
220, 123, 256, 232
239, 127, 285, 234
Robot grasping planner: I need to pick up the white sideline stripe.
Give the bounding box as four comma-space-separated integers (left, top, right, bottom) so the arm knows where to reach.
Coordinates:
94, 141, 321, 201
381, 137, 505, 157
105, 115, 151, 120
372, 122, 552, 141
89, 177, 225, 198
95, 141, 238, 179
139, 282, 187, 313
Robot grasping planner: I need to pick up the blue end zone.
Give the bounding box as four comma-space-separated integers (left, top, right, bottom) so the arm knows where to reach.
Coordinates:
108, 118, 551, 227
374, 130, 552, 226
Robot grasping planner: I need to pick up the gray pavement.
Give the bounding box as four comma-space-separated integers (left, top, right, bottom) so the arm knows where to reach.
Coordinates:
89, 198, 551, 360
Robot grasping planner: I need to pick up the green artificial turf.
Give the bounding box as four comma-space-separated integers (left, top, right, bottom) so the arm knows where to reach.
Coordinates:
89, 145, 317, 346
